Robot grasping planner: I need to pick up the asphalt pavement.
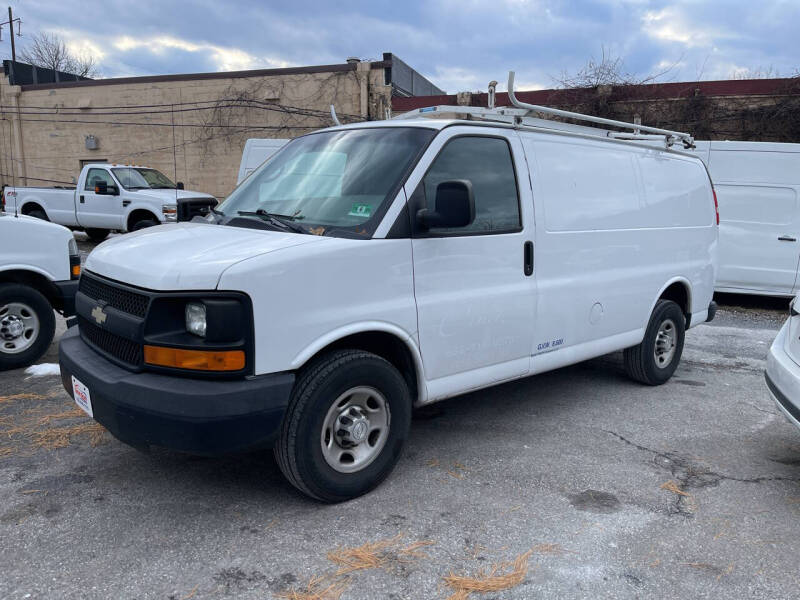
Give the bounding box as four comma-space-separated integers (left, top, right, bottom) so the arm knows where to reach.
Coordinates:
1, 236, 798, 599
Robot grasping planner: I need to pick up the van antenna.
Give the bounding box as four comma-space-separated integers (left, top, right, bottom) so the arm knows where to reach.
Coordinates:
506, 71, 694, 148
487, 80, 498, 109
330, 104, 341, 127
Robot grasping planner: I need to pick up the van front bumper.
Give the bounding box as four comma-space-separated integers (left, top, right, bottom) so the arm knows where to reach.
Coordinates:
766, 321, 800, 430
53, 279, 78, 316
58, 327, 294, 455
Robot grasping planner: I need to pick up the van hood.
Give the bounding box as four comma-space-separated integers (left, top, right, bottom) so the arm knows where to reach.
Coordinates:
85, 222, 328, 290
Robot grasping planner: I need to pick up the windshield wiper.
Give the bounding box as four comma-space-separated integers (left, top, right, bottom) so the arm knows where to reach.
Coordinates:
237, 210, 306, 233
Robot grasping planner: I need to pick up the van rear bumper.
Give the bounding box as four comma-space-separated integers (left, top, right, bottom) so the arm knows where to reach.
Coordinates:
58, 327, 294, 455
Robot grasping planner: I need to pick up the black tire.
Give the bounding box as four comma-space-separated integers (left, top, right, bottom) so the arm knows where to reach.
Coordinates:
624, 299, 686, 385
27, 208, 49, 221
130, 219, 158, 231
0, 283, 56, 371
85, 228, 109, 242
275, 350, 412, 502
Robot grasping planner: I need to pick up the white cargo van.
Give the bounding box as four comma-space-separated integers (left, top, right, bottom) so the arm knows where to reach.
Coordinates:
59, 76, 717, 501
237, 138, 290, 185
0, 212, 80, 370
693, 141, 800, 296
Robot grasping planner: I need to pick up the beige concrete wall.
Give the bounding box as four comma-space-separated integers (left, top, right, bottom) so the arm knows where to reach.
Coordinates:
0, 64, 391, 199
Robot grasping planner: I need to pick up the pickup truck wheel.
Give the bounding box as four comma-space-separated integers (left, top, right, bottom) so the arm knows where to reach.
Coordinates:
275, 350, 411, 502
0, 284, 56, 371
28, 209, 49, 221
624, 299, 685, 385
86, 228, 109, 242
131, 219, 158, 231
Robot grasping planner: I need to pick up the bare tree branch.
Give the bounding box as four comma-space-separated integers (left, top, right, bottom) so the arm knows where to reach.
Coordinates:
552, 46, 679, 89
18, 32, 98, 78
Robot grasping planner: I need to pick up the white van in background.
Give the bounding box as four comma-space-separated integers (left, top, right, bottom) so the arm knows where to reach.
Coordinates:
59, 89, 717, 502
237, 138, 290, 184
693, 141, 800, 297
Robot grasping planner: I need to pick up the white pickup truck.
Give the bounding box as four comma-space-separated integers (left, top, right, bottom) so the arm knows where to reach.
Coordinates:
3, 164, 217, 242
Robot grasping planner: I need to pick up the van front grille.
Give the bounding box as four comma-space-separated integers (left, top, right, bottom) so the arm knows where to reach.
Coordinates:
79, 273, 150, 318
78, 316, 142, 367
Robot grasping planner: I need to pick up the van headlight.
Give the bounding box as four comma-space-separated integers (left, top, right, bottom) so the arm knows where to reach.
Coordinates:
162, 204, 178, 221
185, 302, 207, 337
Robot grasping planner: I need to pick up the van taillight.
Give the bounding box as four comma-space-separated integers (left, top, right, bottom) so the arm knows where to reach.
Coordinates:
712, 188, 719, 225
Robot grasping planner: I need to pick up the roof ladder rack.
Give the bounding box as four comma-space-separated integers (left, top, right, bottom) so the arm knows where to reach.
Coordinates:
506, 71, 695, 149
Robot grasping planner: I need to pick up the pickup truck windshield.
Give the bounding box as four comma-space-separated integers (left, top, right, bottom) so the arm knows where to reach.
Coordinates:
112, 168, 176, 190
218, 127, 435, 235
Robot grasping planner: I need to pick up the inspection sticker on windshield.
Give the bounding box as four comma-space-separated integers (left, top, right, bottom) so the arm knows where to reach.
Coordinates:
71, 376, 93, 418
348, 203, 372, 218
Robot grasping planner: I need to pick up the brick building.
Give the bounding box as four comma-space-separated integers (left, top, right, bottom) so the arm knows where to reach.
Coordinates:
0, 53, 442, 198
393, 77, 800, 143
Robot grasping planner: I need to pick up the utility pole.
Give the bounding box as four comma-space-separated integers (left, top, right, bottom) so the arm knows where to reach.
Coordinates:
1, 6, 21, 62
7, 7, 14, 62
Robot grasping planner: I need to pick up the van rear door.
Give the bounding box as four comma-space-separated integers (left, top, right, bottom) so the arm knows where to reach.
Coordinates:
408, 128, 536, 399
708, 146, 800, 295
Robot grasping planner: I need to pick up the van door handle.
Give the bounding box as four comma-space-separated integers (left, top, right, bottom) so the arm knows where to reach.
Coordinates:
523, 241, 534, 276
79, 195, 85, 203
778, 235, 796, 242
122, 200, 131, 207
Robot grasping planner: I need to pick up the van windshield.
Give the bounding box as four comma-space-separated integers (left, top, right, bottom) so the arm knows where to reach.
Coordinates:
218, 127, 435, 235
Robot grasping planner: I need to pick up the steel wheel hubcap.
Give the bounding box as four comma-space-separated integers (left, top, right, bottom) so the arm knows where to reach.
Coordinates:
0, 302, 40, 354
321, 386, 390, 474
654, 318, 677, 368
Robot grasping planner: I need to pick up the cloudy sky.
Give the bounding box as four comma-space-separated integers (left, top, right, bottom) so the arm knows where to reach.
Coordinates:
5, 0, 799, 93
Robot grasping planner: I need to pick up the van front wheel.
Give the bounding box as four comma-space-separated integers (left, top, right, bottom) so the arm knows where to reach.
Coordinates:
624, 299, 685, 385
275, 350, 411, 502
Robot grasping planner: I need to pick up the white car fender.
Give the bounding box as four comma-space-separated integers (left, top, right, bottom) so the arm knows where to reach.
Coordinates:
289, 320, 428, 405
0, 262, 60, 282
123, 202, 165, 228
648, 276, 694, 325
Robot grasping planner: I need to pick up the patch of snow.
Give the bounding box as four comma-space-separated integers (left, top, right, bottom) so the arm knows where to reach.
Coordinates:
24, 363, 61, 377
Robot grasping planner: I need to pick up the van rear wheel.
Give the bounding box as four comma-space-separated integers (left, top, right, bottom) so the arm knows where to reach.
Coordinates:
624, 299, 685, 385
274, 350, 411, 502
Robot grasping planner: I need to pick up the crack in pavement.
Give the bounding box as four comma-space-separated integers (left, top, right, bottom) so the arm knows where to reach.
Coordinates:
604, 430, 800, 518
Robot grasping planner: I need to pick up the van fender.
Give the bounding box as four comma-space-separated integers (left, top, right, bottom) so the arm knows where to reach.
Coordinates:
0, 263, 58, 282
648, 276, 693, 323
289, 321, 428, 404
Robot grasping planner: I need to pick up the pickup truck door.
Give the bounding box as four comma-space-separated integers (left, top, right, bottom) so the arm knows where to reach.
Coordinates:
408, 128, 536, 400
77, 168, 124, 230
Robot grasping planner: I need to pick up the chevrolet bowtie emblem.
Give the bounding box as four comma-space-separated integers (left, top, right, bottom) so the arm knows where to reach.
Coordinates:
91, 305, 107, 325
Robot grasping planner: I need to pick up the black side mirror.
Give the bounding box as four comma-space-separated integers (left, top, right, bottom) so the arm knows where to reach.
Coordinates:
416, 179, 475, 230
94, 181, 108, 194
176, 181, 185, 190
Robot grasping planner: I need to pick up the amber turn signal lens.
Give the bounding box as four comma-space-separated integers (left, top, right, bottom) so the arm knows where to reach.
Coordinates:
143, 345, 245, 371
71, 264, 81, 277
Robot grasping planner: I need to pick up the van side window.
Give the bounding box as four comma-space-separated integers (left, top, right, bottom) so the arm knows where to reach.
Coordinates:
420, 136, 520, 234
85, 169, 115, 192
